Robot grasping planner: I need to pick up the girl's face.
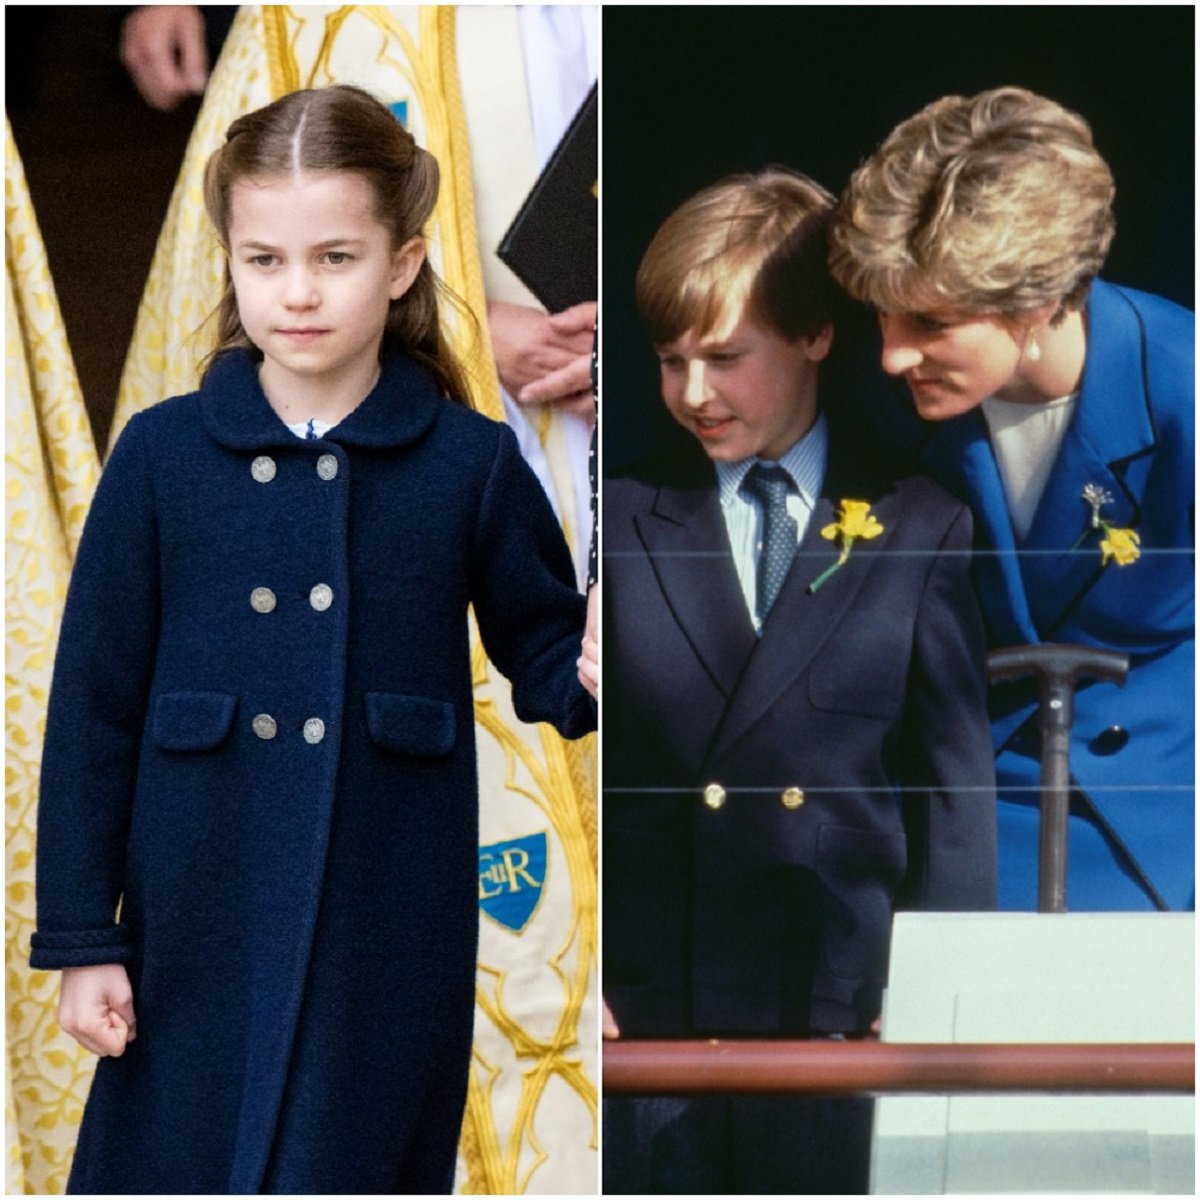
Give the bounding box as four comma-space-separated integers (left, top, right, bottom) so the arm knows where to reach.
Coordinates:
877, 309, 1029, 420
227, 171, 423, 400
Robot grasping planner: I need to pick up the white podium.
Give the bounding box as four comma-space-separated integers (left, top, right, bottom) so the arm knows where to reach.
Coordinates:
871, 913, 1194, 1194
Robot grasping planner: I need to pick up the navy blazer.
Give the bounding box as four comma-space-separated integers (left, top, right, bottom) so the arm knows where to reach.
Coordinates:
603, 431, 996, 1039
31, 349, 593, 1194
919, 281, 1194, 911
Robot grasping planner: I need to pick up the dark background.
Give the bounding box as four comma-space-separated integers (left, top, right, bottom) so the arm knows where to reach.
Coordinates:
601, 5, 1195, 474
7, 7, 1194, 463
8, 5, 234, 456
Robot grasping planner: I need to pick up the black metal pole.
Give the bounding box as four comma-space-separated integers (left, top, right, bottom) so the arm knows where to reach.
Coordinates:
1037, 672, 1074, 913
988, 644, 1129, 913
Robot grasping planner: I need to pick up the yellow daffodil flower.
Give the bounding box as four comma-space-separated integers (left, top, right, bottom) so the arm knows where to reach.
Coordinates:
1076, 483, 1141, 567
1099, 525, 1140, 567
822, 500, 885, 548
809, 500, 884, 592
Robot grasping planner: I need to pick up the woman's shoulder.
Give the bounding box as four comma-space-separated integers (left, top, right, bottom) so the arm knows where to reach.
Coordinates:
1094, 280, 1194, 371
1099, 279, 1193, 327
1098, 283, 1194, 446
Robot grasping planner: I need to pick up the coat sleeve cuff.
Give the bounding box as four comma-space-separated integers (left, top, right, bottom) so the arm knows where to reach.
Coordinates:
563, 689, 598, 740
29, 925, 135, 970
528, 676, 596, 741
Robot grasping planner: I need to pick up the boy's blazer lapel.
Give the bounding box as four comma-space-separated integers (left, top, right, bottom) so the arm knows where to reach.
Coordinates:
706, 457, 891, 765
634, 480, 757, 698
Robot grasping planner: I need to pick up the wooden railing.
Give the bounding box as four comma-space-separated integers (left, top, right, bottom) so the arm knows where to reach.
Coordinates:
604, 1040, 1196, 1094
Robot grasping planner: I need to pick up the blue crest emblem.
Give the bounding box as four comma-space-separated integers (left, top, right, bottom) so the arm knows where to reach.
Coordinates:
478, 832, 547, 933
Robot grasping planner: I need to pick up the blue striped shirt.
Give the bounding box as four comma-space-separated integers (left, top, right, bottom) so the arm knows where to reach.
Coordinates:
714, 412, 828, 632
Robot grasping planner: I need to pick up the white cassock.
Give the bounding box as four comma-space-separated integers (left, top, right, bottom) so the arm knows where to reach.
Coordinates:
459, 6, 597, 590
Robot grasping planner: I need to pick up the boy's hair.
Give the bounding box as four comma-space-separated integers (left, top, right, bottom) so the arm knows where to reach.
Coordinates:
636, 167, 838, 345
202, 84, 472, 403
829, 86, 1115, 319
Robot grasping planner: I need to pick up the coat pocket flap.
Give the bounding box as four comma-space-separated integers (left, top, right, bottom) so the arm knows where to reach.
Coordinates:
366, 692, 456, 756
152, 691, 237, 752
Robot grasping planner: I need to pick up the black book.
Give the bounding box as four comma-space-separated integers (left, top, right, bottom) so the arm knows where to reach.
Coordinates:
497, 84, 597, 313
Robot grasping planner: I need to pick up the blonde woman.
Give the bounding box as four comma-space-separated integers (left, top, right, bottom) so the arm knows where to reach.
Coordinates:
830, 86, 1194, 913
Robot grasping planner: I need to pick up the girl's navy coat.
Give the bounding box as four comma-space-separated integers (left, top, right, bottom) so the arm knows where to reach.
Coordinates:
31, 349, 595, 1194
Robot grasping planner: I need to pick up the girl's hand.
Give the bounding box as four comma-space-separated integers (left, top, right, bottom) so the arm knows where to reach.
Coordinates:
577, 637, 599, 699
58, 964, 138, 1057
602, 997, 620, 1040
578, 587, 599, 698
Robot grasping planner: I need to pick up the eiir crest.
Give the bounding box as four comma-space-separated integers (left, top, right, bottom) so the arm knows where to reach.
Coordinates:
478, 832, 547, 933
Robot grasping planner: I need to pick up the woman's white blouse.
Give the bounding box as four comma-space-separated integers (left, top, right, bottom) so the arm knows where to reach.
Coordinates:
981, 392, 1077, 541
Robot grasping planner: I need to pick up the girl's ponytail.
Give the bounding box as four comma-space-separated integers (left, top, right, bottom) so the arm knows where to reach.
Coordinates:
381, 144, 476, 405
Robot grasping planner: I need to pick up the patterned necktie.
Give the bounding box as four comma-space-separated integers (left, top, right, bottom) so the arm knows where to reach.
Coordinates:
742, 463, 798, 625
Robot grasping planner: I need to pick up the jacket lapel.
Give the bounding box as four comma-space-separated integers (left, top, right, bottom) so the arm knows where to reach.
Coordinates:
1019, 282, 1156, 635
634, 478, 757, 699
921, 411, 1039, 646
706, 453, 889, 764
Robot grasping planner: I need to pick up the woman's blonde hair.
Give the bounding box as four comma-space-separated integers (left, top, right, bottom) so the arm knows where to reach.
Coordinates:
829, 86, 1115, 318
202, 84, 472, 403
636, 167, 838, 344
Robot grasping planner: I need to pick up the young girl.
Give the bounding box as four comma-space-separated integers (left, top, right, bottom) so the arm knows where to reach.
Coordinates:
31, 84, 597, 1195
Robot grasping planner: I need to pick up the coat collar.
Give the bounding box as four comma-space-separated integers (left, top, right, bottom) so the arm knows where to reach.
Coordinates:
1018, 281, 1156, 635
1023, 280, 1155, 545
199, 348, 443, 450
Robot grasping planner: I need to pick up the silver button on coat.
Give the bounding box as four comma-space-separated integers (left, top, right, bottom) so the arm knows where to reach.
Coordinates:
251, 587, 277, 613
703, 783, 726, 810
251, 456, 276, 483
252, 714, 277, 740
316, 454, 338, 481
303, 718, 326, 745
309, 584, 333, 612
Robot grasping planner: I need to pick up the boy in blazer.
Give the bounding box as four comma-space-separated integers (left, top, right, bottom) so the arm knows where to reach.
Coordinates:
602, 169, 996, 1193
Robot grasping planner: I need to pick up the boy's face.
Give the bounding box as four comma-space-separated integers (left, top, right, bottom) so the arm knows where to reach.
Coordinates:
656, 311, 831, 462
